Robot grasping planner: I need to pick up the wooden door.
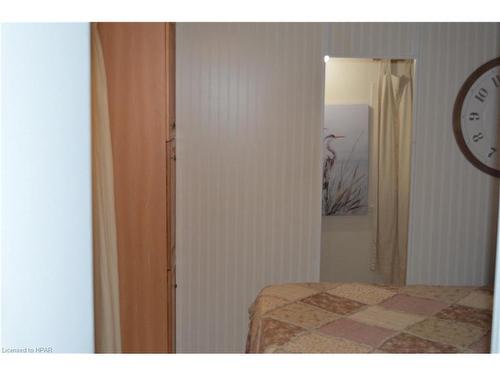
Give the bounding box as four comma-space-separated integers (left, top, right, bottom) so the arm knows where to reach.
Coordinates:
97, 22, 175, 353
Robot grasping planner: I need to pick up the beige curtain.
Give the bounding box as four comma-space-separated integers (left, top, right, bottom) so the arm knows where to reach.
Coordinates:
92, 23, 122, 353
370, 60, 413, 285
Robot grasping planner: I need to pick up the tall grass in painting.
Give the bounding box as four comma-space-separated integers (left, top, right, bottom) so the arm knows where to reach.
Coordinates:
322, 158, 368, 215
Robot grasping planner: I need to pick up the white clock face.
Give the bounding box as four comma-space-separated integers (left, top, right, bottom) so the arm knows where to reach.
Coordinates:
460, 64, 500, 172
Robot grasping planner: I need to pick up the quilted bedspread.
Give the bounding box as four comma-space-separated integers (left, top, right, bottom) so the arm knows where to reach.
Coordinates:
245, 282, 493, 353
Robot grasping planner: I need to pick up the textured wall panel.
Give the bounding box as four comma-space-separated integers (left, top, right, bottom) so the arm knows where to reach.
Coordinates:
328, 23, 500, 286
176, 23, 324, 353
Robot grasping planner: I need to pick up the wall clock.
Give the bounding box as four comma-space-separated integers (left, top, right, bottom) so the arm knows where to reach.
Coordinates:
453, 57, 500, 178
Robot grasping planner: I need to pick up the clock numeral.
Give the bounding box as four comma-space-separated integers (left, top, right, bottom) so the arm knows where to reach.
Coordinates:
488, 147, 497, 158
469, 112, 480, 121
474, 88, 488, 103
492, 74, 500, 88
472, 132, 484, 142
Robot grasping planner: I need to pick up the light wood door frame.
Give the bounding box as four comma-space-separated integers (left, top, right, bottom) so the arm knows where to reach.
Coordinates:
165, 23, 176, 353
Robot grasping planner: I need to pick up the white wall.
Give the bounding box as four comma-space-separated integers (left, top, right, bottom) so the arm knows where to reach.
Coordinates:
1, 23, 93, 353
176, 23, 324, 353
324, 58, 379, 105
327, 23, 500, 286
321, 58, 384, 283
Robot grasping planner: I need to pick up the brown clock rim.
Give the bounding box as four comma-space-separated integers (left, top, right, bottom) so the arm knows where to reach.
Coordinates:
453, 56, 500, 178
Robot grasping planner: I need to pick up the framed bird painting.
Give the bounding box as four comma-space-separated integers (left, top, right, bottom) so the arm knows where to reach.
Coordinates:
322, 104, 370, 216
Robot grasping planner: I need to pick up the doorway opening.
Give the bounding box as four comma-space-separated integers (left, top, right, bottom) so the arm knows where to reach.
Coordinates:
320, 57, 415, 285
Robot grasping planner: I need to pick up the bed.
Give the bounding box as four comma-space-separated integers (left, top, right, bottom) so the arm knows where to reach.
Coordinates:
246, 282, 493, 353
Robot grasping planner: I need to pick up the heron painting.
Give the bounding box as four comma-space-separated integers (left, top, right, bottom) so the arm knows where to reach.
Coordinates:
322, 104, 369, 216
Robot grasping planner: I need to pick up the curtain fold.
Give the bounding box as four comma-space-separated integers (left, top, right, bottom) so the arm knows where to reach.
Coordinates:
91, 23, 122, 353
371, 60, 413, 285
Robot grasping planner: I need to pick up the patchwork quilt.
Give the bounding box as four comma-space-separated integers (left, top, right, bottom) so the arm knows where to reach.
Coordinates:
245, 282, 493, 353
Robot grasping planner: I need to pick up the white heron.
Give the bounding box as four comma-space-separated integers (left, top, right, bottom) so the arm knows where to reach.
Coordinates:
322, 133, 345, 214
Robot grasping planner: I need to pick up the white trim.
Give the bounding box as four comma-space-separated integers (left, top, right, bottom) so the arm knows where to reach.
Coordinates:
0, 22, 4, 349
491, 187, 500, 353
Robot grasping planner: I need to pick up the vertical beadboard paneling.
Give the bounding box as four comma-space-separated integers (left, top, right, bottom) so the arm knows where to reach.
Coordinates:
177, 22, 500, 353
176, 23, 324, 353
327, 23, 500, 286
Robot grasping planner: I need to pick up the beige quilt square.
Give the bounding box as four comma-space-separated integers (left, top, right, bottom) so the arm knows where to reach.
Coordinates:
401, 286, 472, 304
260, 284, 317, 301
407, 317, 486, 348
349, 306, 425, 331
328, 283, 396, 305
456, 291, 493, 311
249, 295, 290, 317
281, 332, 372, 353
267, 302, 340, 329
